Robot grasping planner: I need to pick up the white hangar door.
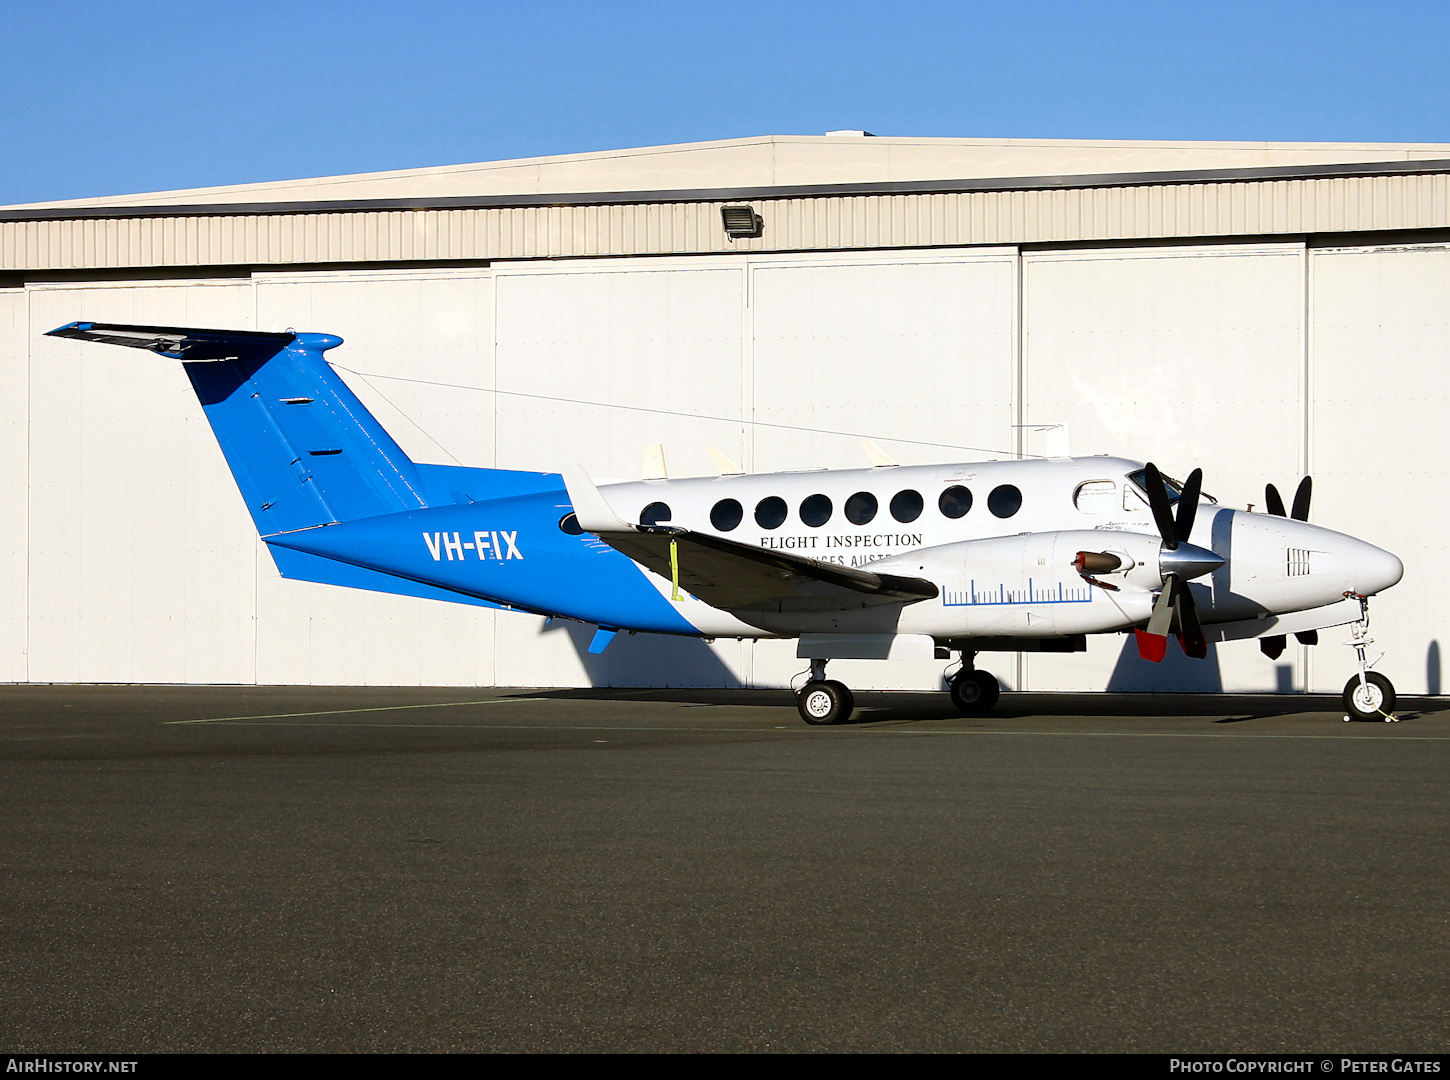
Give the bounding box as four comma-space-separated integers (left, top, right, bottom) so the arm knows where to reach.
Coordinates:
1020, 244, 1308, 694
23, 281, 259, 685
746, 251, 1019, 691
1310, 245, 1450, 696
489, 249, 1019, 691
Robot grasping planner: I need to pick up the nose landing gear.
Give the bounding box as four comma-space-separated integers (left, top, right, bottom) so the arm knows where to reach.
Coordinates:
1341, 594, 1399, 722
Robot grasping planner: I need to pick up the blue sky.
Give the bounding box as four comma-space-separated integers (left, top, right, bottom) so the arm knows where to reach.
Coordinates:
4, 0, 1449, 205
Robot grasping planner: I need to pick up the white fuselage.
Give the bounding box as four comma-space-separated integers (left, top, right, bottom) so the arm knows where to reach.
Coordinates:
595, 456, 1402, 642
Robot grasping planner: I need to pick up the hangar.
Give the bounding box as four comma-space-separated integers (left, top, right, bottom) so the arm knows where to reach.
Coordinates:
3, 133, 1448, 695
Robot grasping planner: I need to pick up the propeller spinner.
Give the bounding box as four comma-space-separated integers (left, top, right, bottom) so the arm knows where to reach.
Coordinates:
1135, 463, 1223, 663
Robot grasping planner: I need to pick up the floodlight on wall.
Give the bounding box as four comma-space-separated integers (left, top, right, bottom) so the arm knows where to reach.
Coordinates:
721, 205, 763, 239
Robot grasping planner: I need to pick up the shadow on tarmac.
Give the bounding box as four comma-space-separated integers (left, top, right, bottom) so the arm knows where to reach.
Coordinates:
510, 685, 1450, 725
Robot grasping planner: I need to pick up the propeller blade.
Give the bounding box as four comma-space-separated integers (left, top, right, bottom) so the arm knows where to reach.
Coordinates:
1136, 575, 1177, 662
1134, 629, 1167, 664
1173, 581, 1208, 659
1295, 629, 1318, 646
1265, 483, 1286, 517
1260, 635, 1286, 660
1143, 463, 1179, 550
1175, 468, 1203, 546
1291, 476, 1312, 521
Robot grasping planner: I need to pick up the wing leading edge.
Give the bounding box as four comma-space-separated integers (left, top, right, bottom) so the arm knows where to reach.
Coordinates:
561, 464, 938, 613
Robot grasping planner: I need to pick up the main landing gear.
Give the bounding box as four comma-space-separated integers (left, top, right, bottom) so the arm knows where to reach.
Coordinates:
794, 653, 1005, 726
1341, 594, 1398, 722
796, 658, 855, 725
948, 651, 1000, 715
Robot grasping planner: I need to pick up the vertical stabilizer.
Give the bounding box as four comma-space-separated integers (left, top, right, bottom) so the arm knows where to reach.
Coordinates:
47, 322, 428, 534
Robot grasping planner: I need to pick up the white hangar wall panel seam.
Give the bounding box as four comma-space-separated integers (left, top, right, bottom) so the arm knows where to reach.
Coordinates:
8, 172, 1450, 269
8, 243, 1448, 693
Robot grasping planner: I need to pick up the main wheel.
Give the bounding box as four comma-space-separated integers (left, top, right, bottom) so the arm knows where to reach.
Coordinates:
1342, 672, 1396, 721
797, 680, 853, 725
949, 669, 1001, 714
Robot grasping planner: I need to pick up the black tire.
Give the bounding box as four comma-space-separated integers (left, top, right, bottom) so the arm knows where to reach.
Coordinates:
797, 680, 852, 725
824, 680, 855, 720
949, 669, 1001, 714
1342, 672, 1396, 721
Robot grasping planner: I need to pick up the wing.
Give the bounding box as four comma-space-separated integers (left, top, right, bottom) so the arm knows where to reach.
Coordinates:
562, 464, 938, 613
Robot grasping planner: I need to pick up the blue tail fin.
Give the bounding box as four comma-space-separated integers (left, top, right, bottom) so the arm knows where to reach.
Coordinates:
48, 322, 428, 534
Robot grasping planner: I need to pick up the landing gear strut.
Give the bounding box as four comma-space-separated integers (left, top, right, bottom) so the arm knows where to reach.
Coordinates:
796, 658, 855, 725
1342, 594, 1398, 722
948, 651, 1001, 715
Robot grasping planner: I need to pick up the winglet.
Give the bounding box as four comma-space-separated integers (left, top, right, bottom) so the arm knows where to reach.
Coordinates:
562, 463, 633, 534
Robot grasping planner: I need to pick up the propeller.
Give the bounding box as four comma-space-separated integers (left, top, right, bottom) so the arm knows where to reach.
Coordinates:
1135, 463, 1218, 663
1260, 475, 1314, 658
1265, 476, 1312, 521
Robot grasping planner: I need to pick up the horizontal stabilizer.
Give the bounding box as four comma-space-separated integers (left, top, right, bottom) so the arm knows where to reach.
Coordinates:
47, 321, 296, 360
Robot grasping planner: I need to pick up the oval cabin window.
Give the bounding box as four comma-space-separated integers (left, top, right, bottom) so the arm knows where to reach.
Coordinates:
845, 491, 878, 525
890, 489, 923, 523
1074, 480, 1117, 514
711, 498, 744, 532
939, 485, 973, 519
988, 484, 1022, 518
800, 494, 833, 528
755, 496, 788, 530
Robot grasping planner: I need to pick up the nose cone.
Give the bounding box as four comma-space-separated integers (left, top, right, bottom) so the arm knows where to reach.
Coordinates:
1354, 541, 1404, 596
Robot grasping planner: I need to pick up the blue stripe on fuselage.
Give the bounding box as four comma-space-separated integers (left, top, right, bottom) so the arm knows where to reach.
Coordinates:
263, 480, 700, 635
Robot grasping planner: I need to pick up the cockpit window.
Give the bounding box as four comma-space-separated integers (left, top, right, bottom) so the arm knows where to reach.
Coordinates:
1126, 469, 1183, 503
1125, 469, 1216, 506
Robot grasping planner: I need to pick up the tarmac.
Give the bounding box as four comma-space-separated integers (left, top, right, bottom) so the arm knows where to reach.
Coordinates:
1, 683, 1447, 1053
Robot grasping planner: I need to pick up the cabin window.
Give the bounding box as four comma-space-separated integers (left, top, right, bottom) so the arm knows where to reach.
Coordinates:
800, 493, 833, 527
988, 484, 1022, 518
939, 485, 972, 519
845, 491, 878, 525
755, 496, 788, 530
640, 502, 672, 527
1074, 480, 1117, 514
558, 513, 584, 535
710, 498, 743, 532
890, 489, 923, 523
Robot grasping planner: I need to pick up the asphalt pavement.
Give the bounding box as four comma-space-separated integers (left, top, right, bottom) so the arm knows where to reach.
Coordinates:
1, 684, 1446, 1052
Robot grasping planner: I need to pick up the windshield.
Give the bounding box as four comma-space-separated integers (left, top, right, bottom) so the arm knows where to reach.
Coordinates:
1126, 468, 1216, 505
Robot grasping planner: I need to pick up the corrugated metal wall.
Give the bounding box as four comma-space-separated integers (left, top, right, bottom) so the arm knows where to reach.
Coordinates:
7, 172, 1450, 271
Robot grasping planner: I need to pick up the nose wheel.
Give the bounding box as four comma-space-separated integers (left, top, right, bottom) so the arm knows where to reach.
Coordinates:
1343, 672, 1397, 722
